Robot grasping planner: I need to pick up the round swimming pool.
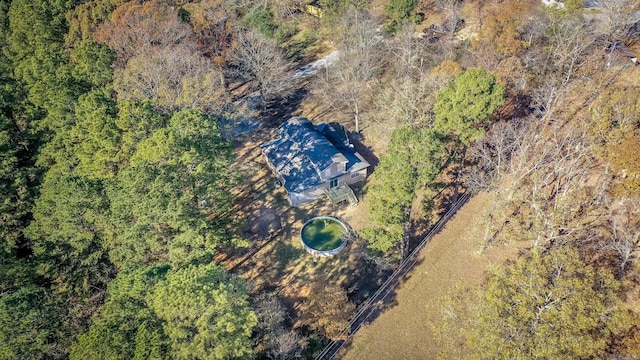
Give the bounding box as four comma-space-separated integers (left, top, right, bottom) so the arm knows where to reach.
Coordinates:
300, 216, 348, 257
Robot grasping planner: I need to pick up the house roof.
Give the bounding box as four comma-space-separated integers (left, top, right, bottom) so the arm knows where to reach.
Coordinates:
260, 117, 369, 193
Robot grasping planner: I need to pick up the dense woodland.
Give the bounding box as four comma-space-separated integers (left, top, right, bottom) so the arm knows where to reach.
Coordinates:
0, 0, 639, 359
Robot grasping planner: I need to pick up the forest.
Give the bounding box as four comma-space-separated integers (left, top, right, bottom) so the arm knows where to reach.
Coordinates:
0, 0, 639, 359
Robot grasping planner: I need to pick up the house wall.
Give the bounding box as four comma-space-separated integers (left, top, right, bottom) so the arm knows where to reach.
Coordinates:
321, 161, 347, 181
262, 150, 286, 185
342, 168, 367, 185
288, 168, 368, 207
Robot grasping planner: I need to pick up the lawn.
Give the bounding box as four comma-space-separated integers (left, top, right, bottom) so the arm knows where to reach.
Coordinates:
342, 191, 518, 359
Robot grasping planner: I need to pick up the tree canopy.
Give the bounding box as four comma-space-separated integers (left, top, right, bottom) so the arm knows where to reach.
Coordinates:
362, 126, 447, 255
72, 263, 256, 360
434, 68, 505, 145
468, 247, 628, 359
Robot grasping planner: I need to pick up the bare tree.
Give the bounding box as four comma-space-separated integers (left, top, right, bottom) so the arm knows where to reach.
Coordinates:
253, 293, 305, 359
266, 330, 304, 360
314, 10, 385, 132
94, 1, 196, 66
113, 46, 228, 114
513, 128, 607, 249
436, 0, 463, 37
465, 119, 528, 191
254, 293, 287, 334
374, 24, 438, 129
298, 278, 355, 340
529, 11, 596, 118
233, 29, 292, 104
600, 197, 640, 278
480, 124, 610, 250
595, 0, 639, 37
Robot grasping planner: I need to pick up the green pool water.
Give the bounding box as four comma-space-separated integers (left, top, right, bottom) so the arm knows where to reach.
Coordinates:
301, 218, 347, 251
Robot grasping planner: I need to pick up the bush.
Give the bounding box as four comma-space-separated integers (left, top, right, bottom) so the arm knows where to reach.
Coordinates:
384, 0, 420, 32
275, 22, 297, 44
243, 5, 276, 38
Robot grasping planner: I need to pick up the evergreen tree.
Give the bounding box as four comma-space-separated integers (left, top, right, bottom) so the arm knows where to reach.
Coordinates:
70, 266, 170, 360
434, 68, 505, 145
105, 110, 237, 269
0, 285, 62, 359
362, 126, 447, 254
73, 263, 256, 360
25, 163, 115, 295
150, 263, 257, 360
384, 0, 419, 32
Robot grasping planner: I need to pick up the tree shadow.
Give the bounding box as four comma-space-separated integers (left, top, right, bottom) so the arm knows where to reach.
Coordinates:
273, 241, 305, 272
262, 87, 308, 128
348, 133, 379, 173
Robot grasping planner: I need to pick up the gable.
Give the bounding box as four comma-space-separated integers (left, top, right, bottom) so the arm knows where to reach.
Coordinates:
261, 117, 370, 193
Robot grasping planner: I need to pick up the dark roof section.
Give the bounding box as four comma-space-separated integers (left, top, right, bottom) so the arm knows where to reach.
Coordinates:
261, 117, 369, 193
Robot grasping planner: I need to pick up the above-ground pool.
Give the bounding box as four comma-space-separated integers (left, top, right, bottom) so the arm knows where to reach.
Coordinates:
300, 216, 349, 257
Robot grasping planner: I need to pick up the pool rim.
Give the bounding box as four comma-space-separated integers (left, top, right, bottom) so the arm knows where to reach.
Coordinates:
300, 216, 348, 257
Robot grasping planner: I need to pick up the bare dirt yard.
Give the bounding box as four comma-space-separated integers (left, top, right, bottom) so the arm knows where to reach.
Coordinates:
342, 191, 518, 360
215, 125, 384, 331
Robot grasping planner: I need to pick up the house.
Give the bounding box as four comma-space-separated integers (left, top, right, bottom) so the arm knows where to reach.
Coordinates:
261, 117, 370, 207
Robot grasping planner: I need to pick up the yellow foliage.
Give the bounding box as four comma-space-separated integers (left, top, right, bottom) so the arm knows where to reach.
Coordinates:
610, 134, 640, 196
472, 0, 534, 58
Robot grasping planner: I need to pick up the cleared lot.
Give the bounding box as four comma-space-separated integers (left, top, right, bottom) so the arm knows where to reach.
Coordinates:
342, 191, 517, 360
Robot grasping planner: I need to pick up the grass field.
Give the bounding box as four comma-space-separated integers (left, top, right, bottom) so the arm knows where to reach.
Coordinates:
301, 218, 347, 251
342, 191, 517, 360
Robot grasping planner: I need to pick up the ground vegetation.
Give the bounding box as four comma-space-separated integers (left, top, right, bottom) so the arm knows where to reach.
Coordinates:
1, 0, 640, 358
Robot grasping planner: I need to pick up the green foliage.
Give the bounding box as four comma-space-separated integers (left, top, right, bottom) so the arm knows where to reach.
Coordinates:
73, 264, 256, 360
70, 89, 121, 179
105, 164, 205, 268
275, 22, 297, 44
243, 5, 276, 38
70, 266, 170, 360
318, 0, 370, 25
362, 126, 447, 253
0, 285, 61, 359
6, 0, 79, 120
0, 104, 31, 255
282, 28, 318, 61
468, 247, 629, 359
71, 40, 115, 89
25, 163, 115, 295
65, 0, 128, 47
434, 68, 505, 146
150, 263, 257, 360
0, 2, 35, 256
547, 0, 584, 15
115, 101, 167, 161
105, 110, 237, 269
384, 0, 419, 32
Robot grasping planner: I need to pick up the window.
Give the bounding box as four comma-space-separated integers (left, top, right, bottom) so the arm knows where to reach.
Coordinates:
330, 178, 339, 188
351, 173, 359, 178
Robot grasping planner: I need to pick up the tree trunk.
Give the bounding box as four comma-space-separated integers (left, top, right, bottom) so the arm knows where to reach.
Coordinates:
354, 101, 360, 133
401, 206, 412, 259
452, 145, 467, 203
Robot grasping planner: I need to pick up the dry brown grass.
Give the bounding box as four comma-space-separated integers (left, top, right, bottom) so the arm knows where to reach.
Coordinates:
218, 134, 379, 326
342, 191, 518, 360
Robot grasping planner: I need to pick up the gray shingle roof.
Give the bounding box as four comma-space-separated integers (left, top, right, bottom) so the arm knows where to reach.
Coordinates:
261, 117, 369, 193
